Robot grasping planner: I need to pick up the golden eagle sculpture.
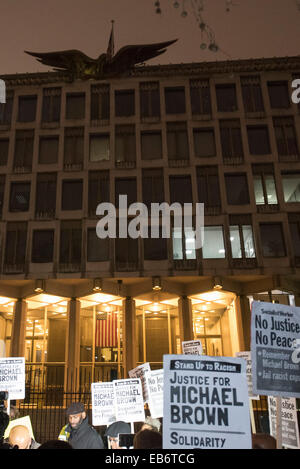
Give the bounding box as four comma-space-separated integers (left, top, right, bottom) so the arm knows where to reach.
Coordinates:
24, 39, 177, 81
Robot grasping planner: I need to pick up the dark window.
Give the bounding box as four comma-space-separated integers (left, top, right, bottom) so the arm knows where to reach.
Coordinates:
32, 230, 54, 263
115, 125, 136, 164
0, 175, 5, 216
4, 222, 27, 267
220, 120, 244, 161
141, 131, 162, 160
273, 117, 299, 157
216, 84, 237, 112
142, 169, 164, 208
89, 134, 110, 162
35, 173, 57, 217
42, 87, 61, 123
190, 79, 211, 115
10, 182, 30, 212
60, 221, 82, 265
260, 223, 286, 257
241, 76, 264, 113
268, 81, 290, 109
115, 178, 137, 207
0, 139, 9, 165
140, 82, 160, 119
197, 166, 221, 208
115, 90, 135, 117
14, 130, 34, 171
144, 236, 167, 260
66, 93, 85, 119
0, 93, 13, 125
87, 228, 109, 262
193, 128, 216, 158
88, 171, 110, 216
165, 87, 186, 114
169, 175, 193, 204
225, 174, 250, 205
247, 126, 271, 155
62, 180, 83, 210
167, 122, 189, 161
64, 127, 84, 168
18, 95, 37, 122
39, 136, 59, 164
115, 237, 138, 269
91, 84, 110, 121
289, 217, 300, 257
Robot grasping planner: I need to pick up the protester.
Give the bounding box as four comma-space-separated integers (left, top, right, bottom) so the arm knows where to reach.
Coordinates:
252, 433, 277, 449
133, 428, 162, 449
104, 421, 131, 449
38, 440, 73, 449
141, 416, 161, 433
8, 425, 40, 449
58, 402, 104, 449
0, 411, 11, 449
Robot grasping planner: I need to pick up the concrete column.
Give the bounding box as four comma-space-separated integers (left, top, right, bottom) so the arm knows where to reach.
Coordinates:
123, 297, 136, 376
238, 295, 251, 351
64, 298, 81, 392
11, 299, 27, 357
178, 295, 193, 346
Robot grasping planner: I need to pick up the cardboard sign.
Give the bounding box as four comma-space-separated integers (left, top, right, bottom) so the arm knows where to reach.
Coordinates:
0, 357, 25, 399
91, 382, 116, 426
182, 340, 203, 355
128, 362, 151, 403
163, 355, 252, 449
236, 352, 259, 400
268, 396, 300, 449
251, 301, 300, 397
146, 369, 164, 419
113, 378, 145, 423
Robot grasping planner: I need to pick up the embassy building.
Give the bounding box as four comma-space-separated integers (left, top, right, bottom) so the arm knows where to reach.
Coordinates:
0, 53, 300, 428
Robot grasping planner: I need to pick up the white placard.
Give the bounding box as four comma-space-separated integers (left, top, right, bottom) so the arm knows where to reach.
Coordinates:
268, 396, 300, 449
91, 381, 116, 426
236, 352, 259, 400
163, 354, 252, 449
128, 362, 151, 403
113, 378, 145, 423
146, 369, 164, 419
251, 301, 300, 397
0, 357, 25, 400
182, 340, 203, 355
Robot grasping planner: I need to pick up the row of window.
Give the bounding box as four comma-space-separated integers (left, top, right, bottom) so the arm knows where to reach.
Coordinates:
0, 115, 299, 169
3, 218, 300, 268
0, 77, 297, 126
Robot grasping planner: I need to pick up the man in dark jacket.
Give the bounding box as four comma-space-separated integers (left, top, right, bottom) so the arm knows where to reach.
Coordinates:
59, 402, 104, 449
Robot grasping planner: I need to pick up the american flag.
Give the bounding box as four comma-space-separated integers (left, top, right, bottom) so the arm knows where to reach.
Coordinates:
106, 21, 115, 61
95, 313, 118, 348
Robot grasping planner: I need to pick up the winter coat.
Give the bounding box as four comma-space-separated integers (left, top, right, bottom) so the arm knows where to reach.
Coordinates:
65, 417, 104, 450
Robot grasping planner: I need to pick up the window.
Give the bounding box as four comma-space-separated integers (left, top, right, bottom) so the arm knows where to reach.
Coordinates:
89, 134, 110, 161
42, 87, 61, 123
202, 226, 225, 258
260, 223, 286, 257
196, 166, 221, 209
115, 237, 138, 269
247, 126, 271, 155
0, 139, 9, 165
115, 125, 136, 164
165, 87, 186, 114
140, 82, 160, 119
0, 92, 13, 125
169, 175, 193, 204
273, 117, 299, 157
115, 178, 137, 207
240, 76, 264, 113
172, 227, 196, 260
62, 180, 83, 210
38, 136, 59, 164
32, 230, 54, 263
10, 182, 30, 212
91, 84, 110, 121
18, 95, 37, 122
14, 130, 34, 171
288, 215, 300, 257
144, 236, 167, 260
142, 169, 164, 208
141, 131, 162, 160
167, 122, 189, 161
281, 173, 300, 202
115, 90, 135, 117
66, 93, 85, 119
229, 218, 256, 259
268, 81, 290, 109
216, 84, 237, 112
88, 171, 110, 216
193, 128, 216, 158
64, 127, 84, 168
0, 176, 5, 216
225, 174, 250, 205
35, 173, 57, 217
252, 165, 278, 205
190, 79, 211, 115
220, 120, 244, 161
59, 221, 82, 265
4, 222, 27, 267
87, 228, 109, 262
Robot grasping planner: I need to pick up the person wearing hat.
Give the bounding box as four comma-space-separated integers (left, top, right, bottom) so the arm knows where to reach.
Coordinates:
104, 421, 131, 449
58, 402, 104, 449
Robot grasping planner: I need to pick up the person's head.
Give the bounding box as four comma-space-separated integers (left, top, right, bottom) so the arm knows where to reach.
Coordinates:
66, 402, 86, 430
9, 405, 20, 420
104, 421, 131, 449
141, 417, 161, 433
133, 429, 162, 449
38, 440, 73, 449
9, 425, 32, 449
252, 433, 277, 449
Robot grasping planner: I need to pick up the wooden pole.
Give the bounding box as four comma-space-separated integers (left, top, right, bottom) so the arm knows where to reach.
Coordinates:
276, 396, 283, 449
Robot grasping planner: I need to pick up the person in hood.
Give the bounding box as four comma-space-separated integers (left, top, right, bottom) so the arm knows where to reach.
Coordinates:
58, 402, 104, 449
104, 421, 131, 449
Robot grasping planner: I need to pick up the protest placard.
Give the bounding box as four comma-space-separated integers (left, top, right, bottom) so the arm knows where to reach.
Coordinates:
113, 378, 145, 423
163, 354, 252, 449
236, 352, 259, 400
0, 357, 25, 399
146, 369, 164, 419
91, 381, 116, 426
182, 340, 203, 355
268, 396, 300, 449
251, 301, 300, 397
128, 362, 151, 402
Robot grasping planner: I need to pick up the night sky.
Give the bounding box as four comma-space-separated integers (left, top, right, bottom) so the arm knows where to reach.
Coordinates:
1, 0, 300, 75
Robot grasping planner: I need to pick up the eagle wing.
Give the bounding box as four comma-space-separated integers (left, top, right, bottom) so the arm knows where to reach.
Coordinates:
24, 49, 96, 71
